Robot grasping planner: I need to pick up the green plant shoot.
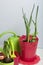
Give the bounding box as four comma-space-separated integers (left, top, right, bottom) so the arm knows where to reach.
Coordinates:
32, 6, 39, 37
22, 4, 35, 42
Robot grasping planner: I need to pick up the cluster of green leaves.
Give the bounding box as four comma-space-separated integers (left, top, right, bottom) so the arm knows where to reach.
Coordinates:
0, 32, 17, 59
3, 40, 16, 59
22, 4, 39, 42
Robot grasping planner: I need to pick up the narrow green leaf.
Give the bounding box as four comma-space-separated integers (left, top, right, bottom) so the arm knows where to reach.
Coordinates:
29, 4, 35, 26
34, 6, 39, 37
0, 31, 16, 38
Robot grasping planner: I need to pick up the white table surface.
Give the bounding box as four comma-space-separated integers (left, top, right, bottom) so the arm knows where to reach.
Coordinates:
19, 48, 43, 65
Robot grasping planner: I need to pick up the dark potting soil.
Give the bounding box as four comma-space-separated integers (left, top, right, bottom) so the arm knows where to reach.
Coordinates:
23, 39, 27, 42
0, 57, 13, 63
23, 39, 36, 43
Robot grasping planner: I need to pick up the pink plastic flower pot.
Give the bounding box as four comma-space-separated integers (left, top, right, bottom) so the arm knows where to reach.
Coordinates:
19, 35, 38, 61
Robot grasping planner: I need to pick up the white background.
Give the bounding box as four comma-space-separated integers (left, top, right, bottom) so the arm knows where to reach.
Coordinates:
0, 0, 43, 48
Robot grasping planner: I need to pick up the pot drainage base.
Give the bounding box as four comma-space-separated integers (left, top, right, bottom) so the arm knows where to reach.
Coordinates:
19, 55, 40, 65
